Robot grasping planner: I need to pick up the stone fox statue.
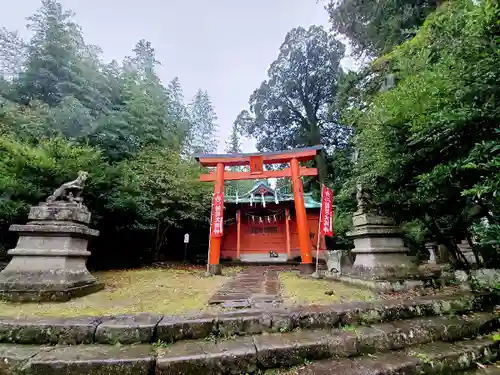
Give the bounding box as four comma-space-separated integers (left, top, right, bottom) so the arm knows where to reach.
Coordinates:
46, 171, 88, 203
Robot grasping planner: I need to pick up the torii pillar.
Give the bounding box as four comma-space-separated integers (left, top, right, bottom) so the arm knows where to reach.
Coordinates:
196, 146, 321, 275
208, 162, 225, 275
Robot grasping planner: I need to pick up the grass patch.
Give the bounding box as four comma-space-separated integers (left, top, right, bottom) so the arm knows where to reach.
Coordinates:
280, 271, 374, 305
341, 324, 357, 332
0, 267, 238, 318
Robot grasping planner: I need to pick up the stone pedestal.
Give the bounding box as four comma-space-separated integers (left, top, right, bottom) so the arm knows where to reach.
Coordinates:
438, 244, 453, 264
0, 202, 104, 302
458, 239, 477, 265
335, 211, 448, 291
425, 242, 438, 264
347, 211, 416, 278
299, 263, 315, 275
207, 264, 222, 276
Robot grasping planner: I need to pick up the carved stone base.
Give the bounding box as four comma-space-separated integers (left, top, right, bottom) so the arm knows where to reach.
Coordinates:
346, 263, 442, 280
207, 264, 222, 276
299, 263, 315, 275
346, 211, 417, 282
0, 202, 102, 302
0, 279, 104, 302
326, 273, 451, 292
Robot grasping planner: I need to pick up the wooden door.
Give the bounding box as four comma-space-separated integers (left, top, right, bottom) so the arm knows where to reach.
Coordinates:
241, 221, 287, 253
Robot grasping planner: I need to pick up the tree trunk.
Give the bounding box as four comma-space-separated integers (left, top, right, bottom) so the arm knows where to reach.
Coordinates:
315, 152, 328, 183
307, 117, 327, 182
154, 221, 161, 262
158, 226, 169, 260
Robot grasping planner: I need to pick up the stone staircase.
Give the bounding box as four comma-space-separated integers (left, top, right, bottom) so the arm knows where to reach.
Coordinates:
276, 339, 498, 375
0, 292, 499, 374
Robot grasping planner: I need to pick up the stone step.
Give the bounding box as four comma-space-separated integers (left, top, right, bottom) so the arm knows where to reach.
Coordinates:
0, 313, 497, 374
155, 312, 499, 374
240, 253, 289, 263
274, 337, 499, 375
0, 343, 154, 375
462, 363, 500, 374
0, 293, 494, 346
222, 261, 304, 267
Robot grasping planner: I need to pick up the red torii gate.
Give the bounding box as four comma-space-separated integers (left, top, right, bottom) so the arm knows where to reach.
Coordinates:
196, 145, 321, 275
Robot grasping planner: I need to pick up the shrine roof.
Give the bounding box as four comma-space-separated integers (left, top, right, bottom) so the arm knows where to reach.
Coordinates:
195, 145, 322, 167
224, 181, 321, 209
248, 181, 275, 195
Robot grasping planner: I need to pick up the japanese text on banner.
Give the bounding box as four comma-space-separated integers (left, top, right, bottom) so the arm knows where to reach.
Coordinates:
211, 192, 224, 238
320, 186, 333, 237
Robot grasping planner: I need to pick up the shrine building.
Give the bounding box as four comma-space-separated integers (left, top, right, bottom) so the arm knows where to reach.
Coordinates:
196, 145, 324, 274
221, 181, 326, 263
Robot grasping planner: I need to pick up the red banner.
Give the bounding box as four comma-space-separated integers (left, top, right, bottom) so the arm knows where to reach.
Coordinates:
211, 192, 224, 238
320, 185, 334, 237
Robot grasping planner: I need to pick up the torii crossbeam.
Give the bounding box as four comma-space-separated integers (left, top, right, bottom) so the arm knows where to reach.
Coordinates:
196, 145, 321, 275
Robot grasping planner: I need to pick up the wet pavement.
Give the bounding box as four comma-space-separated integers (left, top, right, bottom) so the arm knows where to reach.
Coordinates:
208, 266, 291, 308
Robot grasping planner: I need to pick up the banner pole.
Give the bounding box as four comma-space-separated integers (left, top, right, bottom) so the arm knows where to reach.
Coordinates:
206, 193, 214, 275
314, 184, 323, 276
332, 189, 337, 274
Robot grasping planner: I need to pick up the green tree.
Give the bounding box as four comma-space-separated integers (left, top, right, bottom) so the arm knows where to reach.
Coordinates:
9, 0, 113, 142
0, 27, 26, 81
350, 0, 500, 267
166, 77, 191, 153
125, 39, 158, 79
15, 0, 86, 106
326, 0, 440, 57
464, 139, 500, 265
107, 148, 211, 261
88, 40, 181, 161
0, 134, 106, 252
225, 120, 242, 154
188, 89, 219, 154
0, 0, 216, 267
237, 25, 346, 182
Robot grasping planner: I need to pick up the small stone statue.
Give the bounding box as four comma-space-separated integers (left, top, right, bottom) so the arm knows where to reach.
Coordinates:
353, 148, 374, 213
356, 183, 364, 208
356, 183, 372, 212
46, 171, 88, 204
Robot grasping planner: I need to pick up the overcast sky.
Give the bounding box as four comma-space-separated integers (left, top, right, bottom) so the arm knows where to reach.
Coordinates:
1, 0, 333, 152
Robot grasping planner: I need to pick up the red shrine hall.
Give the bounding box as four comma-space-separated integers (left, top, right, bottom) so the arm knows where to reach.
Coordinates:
195, 146, 329, 274
220, 181, 326, 262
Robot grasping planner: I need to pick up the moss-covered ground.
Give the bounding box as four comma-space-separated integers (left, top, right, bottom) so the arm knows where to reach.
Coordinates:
0, 267, 457, 319
0, 266, 241, 317
279, 271, 375, 305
